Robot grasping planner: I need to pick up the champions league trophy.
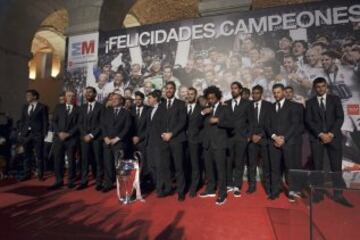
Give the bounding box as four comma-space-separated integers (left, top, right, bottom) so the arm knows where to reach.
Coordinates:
114, 150, 144, 204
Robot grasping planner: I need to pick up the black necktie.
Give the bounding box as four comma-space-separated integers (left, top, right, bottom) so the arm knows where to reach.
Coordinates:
67, 105, 71, 115
167, 99, 171, 110
320, 97, 326, 112
136, 107, 140, 118
88, 104, 93, 114
233, 99, 238, 112
114, 108, 119, 117
29, 104, 34, 116
255, 103, 259, 123
188, 105, 193, 115
276, 101, 281, 112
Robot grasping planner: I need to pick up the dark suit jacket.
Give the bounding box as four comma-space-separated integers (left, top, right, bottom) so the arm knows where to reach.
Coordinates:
249, 100, 272, 144
131, 105, 151, 146
101, 107, 132, 146
202, 104, 230, 150
293, 101, 305, 142
224, 98, 252, 141
78, 102, 104, 139
19, 102, 48, 138
305, 94, 344, 142
53, 104, 80, 145
146, 105, 165, 148
160, 98, 187, 143
266, 99, 299, 145
186, 103, 204, 144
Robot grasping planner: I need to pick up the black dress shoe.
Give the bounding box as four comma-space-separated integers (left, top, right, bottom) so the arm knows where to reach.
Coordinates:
246, 185, 256, 194
178, 194, 185, 202
333, 194, 354, 208
38, 176, 45, 182
215, 195, 227, 205
269, 192, 280, 200
76, 184, 88, 191
102, 186, 113, 193
189, 191, 197, 198
19, 175, 31, 182
95, 185, 103, 191
48, 182, 64, 191
67, 183, 76, 189
311, 193, 324, 204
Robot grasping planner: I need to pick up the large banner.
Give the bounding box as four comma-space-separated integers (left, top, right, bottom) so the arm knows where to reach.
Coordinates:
66, 32, 99, 103
69, 0, 360, 169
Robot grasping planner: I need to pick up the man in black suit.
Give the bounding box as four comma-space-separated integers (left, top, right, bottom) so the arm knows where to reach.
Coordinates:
224, 82, 251, 197
131, 91, 150, 184
159, 81, 187, 201
101, 93, 132, 192
185, 87, 204, 197
248, 85, 272, 196
199, 86, 230, 205
145, 90, 165, 195
19, 89, 48, 181
285, 86, 306, 200
77, 86, 104, 191
266, 84, 299, 200
305, 77, 351, 206
49, 90, 79, 190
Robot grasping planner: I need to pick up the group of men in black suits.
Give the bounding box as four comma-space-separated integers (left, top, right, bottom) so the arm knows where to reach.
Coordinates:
19, 77, 350, 206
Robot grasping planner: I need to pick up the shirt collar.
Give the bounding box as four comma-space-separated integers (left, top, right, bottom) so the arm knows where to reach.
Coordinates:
317, 93, 327, 101
214, 101, 220, 109
277, 98, 285, 106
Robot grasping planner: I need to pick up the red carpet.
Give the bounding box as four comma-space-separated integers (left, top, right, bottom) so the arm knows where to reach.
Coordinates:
0, 176, 356, 240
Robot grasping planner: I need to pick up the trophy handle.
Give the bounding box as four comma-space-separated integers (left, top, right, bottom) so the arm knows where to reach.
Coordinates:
133, 151, 145, 202
115, 150, 124, 203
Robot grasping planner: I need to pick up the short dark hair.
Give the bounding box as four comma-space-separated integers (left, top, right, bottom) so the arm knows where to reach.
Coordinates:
283, 54, 296, 61
322, 50, 339, 59
165, 81, 176, 90
252, 85, 263, 93
231, 81, 243, 89
188, 87, 197, 95
134, 91, 145, 99
284, 86, 294, 91
242, 88, 250, 95
26, 89, 40, 100
148, 90, 161, 102
124, 87, 133, 92
313, 77, 327, 87
85, 86, 97, 95
272, 83, 285, 90
293, 40, 308, 50
203, 85, 222, 100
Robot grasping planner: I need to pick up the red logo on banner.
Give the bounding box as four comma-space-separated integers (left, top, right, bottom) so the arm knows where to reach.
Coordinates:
347, 104, 360, 115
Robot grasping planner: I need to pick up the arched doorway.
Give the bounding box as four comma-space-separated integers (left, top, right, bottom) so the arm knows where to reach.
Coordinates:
29, 9, 68, 112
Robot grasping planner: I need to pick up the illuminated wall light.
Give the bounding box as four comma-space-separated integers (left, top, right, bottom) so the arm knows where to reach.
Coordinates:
51, 54, 61, 78
28, 59, 36, 80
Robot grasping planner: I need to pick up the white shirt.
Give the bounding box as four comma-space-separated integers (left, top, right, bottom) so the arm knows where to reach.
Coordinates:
187, 103, 196, 114
135, 106, 144, 117
275, 98, 285, 112
213, 102, 220, 116
151, 103, 159, 120
66, 104, 73, 114
231, 97, 241, 111
166, 97, 175, 108
87, 101, 96, 113
27, 101, 38, 115
254, 100, 262, 121
317, 93, 327, 109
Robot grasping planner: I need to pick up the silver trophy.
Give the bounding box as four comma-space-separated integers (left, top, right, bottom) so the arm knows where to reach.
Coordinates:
114, 150, 144, 204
